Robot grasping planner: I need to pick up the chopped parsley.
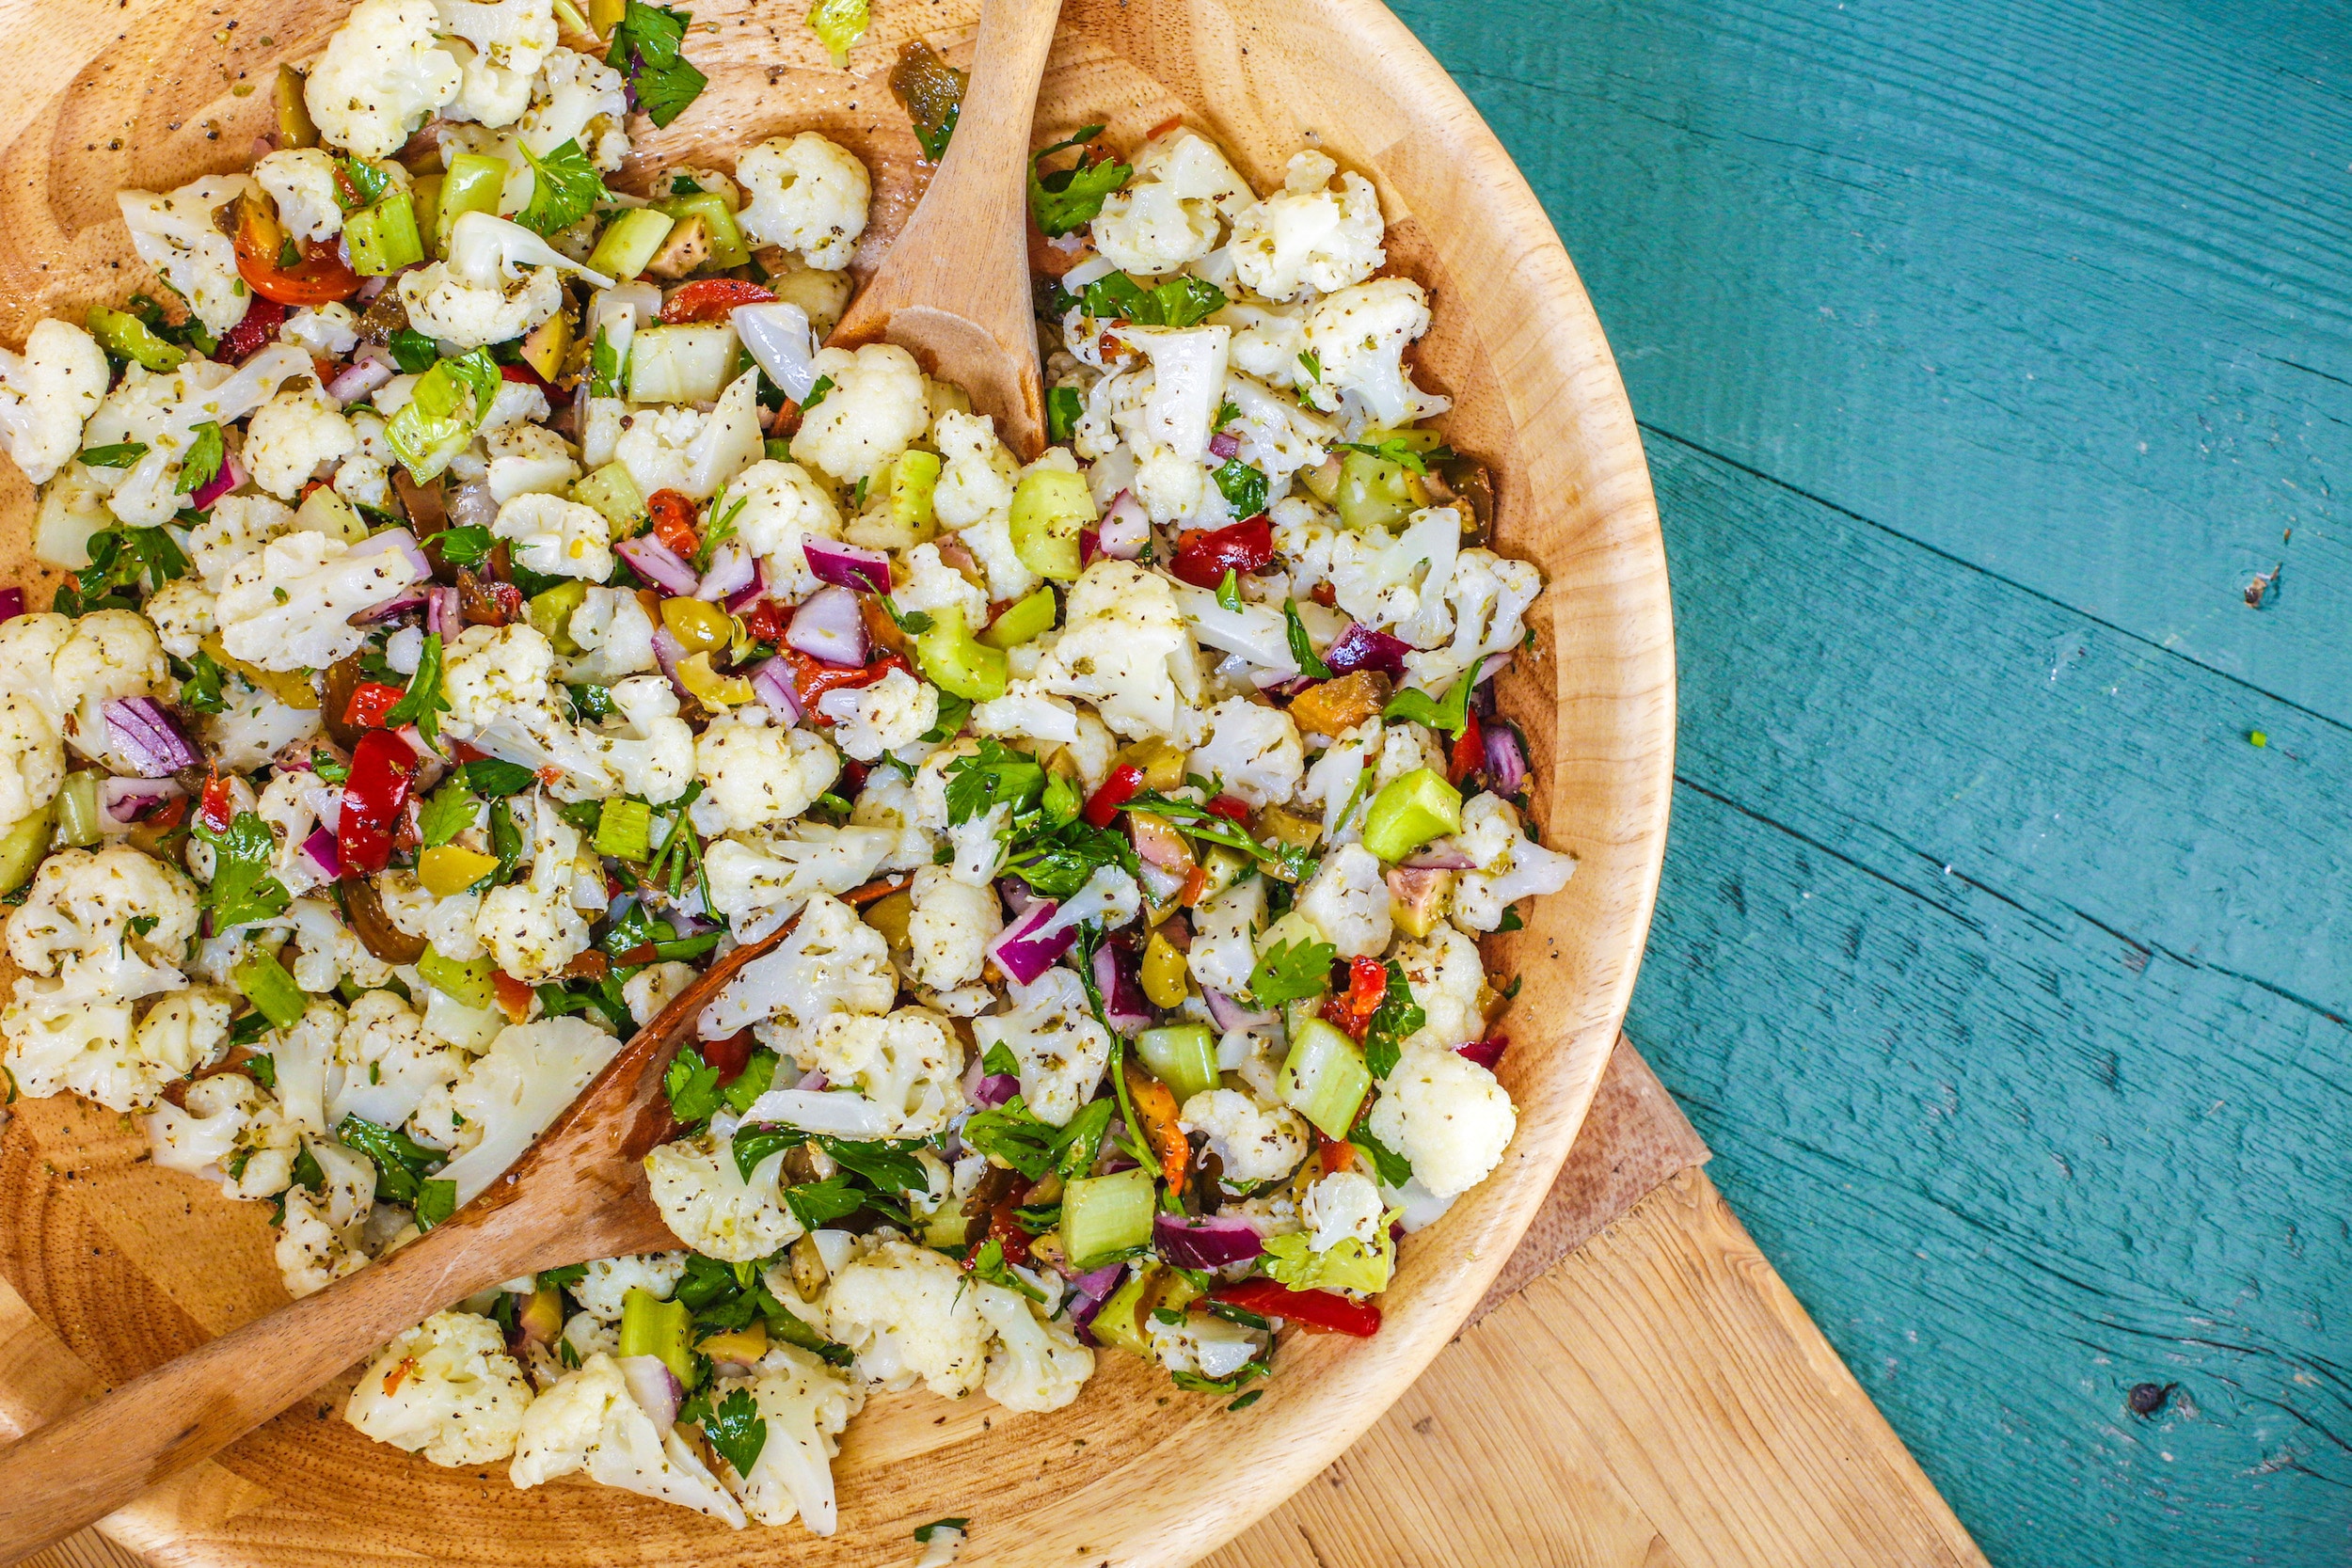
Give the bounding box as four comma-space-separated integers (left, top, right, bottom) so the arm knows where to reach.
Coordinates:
516, 138, 609, 235
1028, 123, 1131, 237
381, 630, 451, 745
1248, 936, 1337, 1008
604, 0, 709, 129
191, 811, 291, 929
173, 421, 226, 495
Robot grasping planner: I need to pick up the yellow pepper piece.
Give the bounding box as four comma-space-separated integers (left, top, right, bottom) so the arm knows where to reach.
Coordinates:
660, 594, 734, 653
199, 633, 319, 710
419, 844, 500, 897
677, 651, 755, 708
1139, 929, 1189, 1009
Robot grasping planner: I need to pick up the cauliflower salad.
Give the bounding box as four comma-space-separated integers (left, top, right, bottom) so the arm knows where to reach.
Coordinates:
0, 0, 1571, 1544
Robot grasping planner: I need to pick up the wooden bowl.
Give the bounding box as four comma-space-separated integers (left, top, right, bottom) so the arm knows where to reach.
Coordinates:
0, 0, 1675, 1561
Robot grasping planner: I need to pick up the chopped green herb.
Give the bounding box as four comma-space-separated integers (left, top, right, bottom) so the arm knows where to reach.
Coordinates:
1248, 936, 1336, 1008
1282, 598, 1330, 679
699, 1386, 768, 1477
1028, 123, 1131, 237
389, 327, 440, 373
1212, 458, 1268, 518
173, 422, 226, 496
77, 441, 148, 469
191, 811, 292, 929
382, 631, 451, 745
604, 0, 709, 128
1045, 385, 1085, 444
516, 138, 610, 236
1380, 665, 1479, 739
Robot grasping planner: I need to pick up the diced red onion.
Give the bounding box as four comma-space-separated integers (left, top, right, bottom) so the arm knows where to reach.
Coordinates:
348, 527, 432, 584
1153, 1212, 1266, 1270
102, 698, 199, 777
786, 584, 868, 666
299, 826, 342, 880
1476, 650, 1513, 687
1091, 941, 1150, 1037
356, 273, 392, 303
731, 301, 820, 401
446, 481, 500, 534
973, 1073, 1018, 1107
1096, 492, 1149, 561
988, 896, 1072, 988
1324, 622, 1410, 678
424, 585, 460, 640
1485, 720, 1530, 796
616, 533, 701, 596
1457, 1037, 1508, 1070
723, 559, 768, 614
615, 1354, 683, 1428
649, 626, 690, 699
0, 587, 23, 625
1202, 988, 1275, 1033
1070, 1261, 1124, 1301
326, 347, 396, 403
747, 656, 803, 723
1401, 847, 1475, 871
98, 776, 184, 828
694, 539, 757, 603
1207, 431, 1240, 461
795, 1068, 830, 1092
353, 589, 427, 625
186, 449, 243, 512
802, 538, 893, 595
1254, 671, 1316, 696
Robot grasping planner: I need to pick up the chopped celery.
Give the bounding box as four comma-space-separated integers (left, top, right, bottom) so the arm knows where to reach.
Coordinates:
914, 602, 1009, 701
436, 153, 508, 254
571, 461, 647, 534
882, 449, 941, 537
1007, 467, 1096, 581
594, 798, 652, 862
526, 579, 588, 654
85, 306, 184, 373
1197, 842, 1251, 905
627, 323, 739, 404
617, 1288, 695, 1385
586, 207, 677, 280
1277, 1017, 1372, 1139
921, 1203, 971, 1250
295, 483, 369, 543
232, 951, 310, 1031
1090, 1262, 1163, 1356
1359, 768, 1462, 863
0, 803, 54, 896
346, 192, 423, 275
1061, 1165, 1156, 1270
642, 214, 711, 280
653, 190, 749, 268
977, 585, 1057, 649
419, 944, 497, 1009
1136, 1022, 1219, 1104
1335, 427, 1442, 532
409, 174, 443, 260
53, 771, 100, 847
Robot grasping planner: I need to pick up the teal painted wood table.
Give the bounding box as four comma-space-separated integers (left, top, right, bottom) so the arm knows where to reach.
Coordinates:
1380, 1, 2352, 1563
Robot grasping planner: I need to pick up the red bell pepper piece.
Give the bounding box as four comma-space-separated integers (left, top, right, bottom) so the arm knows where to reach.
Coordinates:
646, 489, 700, 556
783, 649, 911, 721
660, 278, 776, 324
1170, 515, 1275, 589
498, 360, 548, 390
1083, 763, 1144, 828
983, 1196, 1035, 1266
1211, 1277, 1382, 1338
215, 296, 288, 364
342, 680, 407, 732
1448, 710, 1484, 786
197, 771, 236, 833
1204, 794, 1251, 824
337, 729, 420, 878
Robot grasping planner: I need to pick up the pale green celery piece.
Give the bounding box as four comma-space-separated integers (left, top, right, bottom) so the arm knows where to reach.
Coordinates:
1061, 1165, 1157, 1270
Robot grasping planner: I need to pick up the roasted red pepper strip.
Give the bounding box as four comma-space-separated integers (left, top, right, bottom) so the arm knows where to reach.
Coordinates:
1211, 1277, 1382, 1338
1170, 515, 1274, 589
197, 771, 236, 832
337, 729, 420, 878
498, 359, 549, 391
1321, 955, 1388, 1040
660, 278, 776, 323
1122, 1066, 1190, 1196
984, 1196, 1035, 1266
740, 598, 789, 646
1205, 794, 1251, 824
646, 488, 700, 556
342, 680, 406, 732
784, 649, 911, 721
215, 296, 288, 363
490, 968, 535, 1023
1448, 710, 1484, 786
1083, 763, 1143, 828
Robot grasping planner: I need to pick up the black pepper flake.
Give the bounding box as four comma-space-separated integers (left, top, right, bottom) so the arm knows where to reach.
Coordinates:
2126, 1381, 2176, 1418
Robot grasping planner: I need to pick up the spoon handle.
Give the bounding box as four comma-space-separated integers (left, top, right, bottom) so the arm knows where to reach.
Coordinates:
0, 1209, 517, 1562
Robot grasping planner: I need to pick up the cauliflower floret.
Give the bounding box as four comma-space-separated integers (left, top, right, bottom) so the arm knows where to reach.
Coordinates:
183, 493, 297, 590
735, 133, 871, 270
516, 46, 631, 169
1302, 1167, 1387, 1253
815, 666, 938, 762
326, 988, 463, 1132
970, 967, 1109, 1127
491, 492, 612, 580
279, 302, 362, 357
1187, 696, 1303, 811
142, 580, 216, 665
81, 348, 317, 524
344, 1309, 533, 1465
437, 0, 559, 87
510, 1350, 745, 1523
1089, 126, 1250, 276
1391, 923, 1486, 1055
243, 384, 358, 500
1228, 150, 1386, 303
146, 1069, 258, 1177
803, 1007, 967, 1136
1104, 325, 1231, 523
823, 1237, 993, 1399
624, 960, 698, 1026
275, 1135, 379, 1296
1180, 1086, 1310, 1185
253, 999, 342, 1138
1367, 1046, 1516, 1199
1401, 546, 1544, 692
475, 795, 593, 982
484, 420, 580, 501
718, 457, 845, 597
954, 513, 1042, 606
788, 344, 930, 487
116, 176, 256, 335
905, 863, 1000, 996
5, 844, 198, 984
702, 825, 891, 939
215, 532, 425, 673
697, 890, 895, 1043
281, 895, 396, 993
0, 692, 62, 832
0, 610, 172, 769
692, 709, 839, 833
847, 764, 936, 874
1149, 1307, 1268, 1384
305, 0, 463, 157
1185, 875, 1264, 999
442, 620, 554, 731
253, 149, 348, 243
1219, 301, 1311, 390
559, 585, 659, 684
1029, 560, 1200, 741
1298, 277, 1450, 426
0, 320, 108, 484
976, 1282, 1093, 1414
1327, 506, 1461, 651
713, 1344, 865, 1533
1295, 842, 1392, 959
3, 983, 228, 1113
1221, 372, 1336, 492
612, 370, 765, 502
891, 541, 988, 627
644, 1130, 803, 1261
572, 1252, 689, 1321
428, 1016, 620, 1203
397, 224, 572, 348
1449, 793, 1575, 933
930, 409, 1018, 531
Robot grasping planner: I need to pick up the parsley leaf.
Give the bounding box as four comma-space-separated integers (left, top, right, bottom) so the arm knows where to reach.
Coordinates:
434, 525, 496, 568
1283, 597, 1331, 679
1028, 124, 1131, 237
942, 737, 1046, 826
1079, 272, 1228, 328
1351, 1121, 1414, 1187
191, 811, 291, 929
664, 1043, 724, 1127
1359, 959, 1425, 1080
389, 327, 440, 373
588, 325, 623, 399
604, 0, 708, 128
382, 631, 451, 745
980, 1041, 1020, 1079
414, 1178, 458, 1230
1216, 568, 1244, 613
178, 649, 229, 714
922, 690, 972, 744
1248, 936, 1336, 1008
1045, 385, 1084, 444
516, 138, 610, 236
799, 373, 834, 411
914, 1520, 969, 1545
1379, 665, 1479, 739
699, 1386, 767, 1478
968, 1235, 1046, 1302
1296, 349, 1321, 383
1336, 436, 1453, 475
1212, 458, 1268, 518
173, 421, 226, 495
78, 441, 148, 469
1116, 789, 1318, 884
338, 156, 394, 206
780, 1172, 866, 1229
418, 780, 481, 848
337, 1114, 449, 1207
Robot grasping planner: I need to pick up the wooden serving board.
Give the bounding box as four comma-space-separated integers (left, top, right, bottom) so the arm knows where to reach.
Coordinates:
24, 1039, 1988, 1568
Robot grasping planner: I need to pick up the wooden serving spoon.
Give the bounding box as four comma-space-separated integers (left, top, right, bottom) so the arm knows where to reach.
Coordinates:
831, 0, 1065, 461
0, 920, 787, 1562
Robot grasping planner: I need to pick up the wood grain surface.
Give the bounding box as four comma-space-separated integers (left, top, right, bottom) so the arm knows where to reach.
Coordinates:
1375, 0, 2352, 1561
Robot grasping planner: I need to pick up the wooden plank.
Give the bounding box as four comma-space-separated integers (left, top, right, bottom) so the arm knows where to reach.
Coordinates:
1393, 0, 2352, 721
1618, 432, 2352, 1564
1209, 1169, 1983, 1568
